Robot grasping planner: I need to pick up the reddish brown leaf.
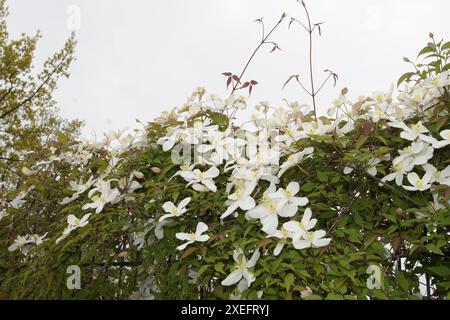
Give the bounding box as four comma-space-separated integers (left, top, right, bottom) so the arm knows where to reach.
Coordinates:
222, 72, 232, 76
226, 77, 232, 89
361, 120, 373, 136
444, 185, 450, 200
241, 82, 250, 89
180, 247, 198, 260
391, 236, 402, 256
257, 238, 272, 248
288, 17, 295, 29
332, 73, 339, 86
324, 69, 339, 87
282, 74, 300, 89
314, 23, 323, 35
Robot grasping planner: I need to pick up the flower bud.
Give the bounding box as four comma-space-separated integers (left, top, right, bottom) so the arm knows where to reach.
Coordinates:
151, 167, 161, 173
21, 167, 37, 176
133, 171, 144, 179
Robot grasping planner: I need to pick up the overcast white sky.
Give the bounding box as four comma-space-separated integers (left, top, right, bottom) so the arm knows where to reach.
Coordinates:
6, 0, 450, 137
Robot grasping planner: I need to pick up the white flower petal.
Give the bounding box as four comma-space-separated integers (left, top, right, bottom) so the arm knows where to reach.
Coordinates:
195, 222, 208, 235
239, 196, 255, 210
247, 249, 260, 268
221, 269, 243, 286
279, 204, 297, 217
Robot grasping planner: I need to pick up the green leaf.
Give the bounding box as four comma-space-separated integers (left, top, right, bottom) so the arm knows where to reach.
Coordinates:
285, 273, 295, 292
344, 228, 362, 244
317, 170, 328, 182
195, 264, 211, 279
397, 72, 416, 87
180, 246, 198, 260
356, 135, 369, 149
426, 244, 444, 255
353, 214, 364, 227
214, 262, 225, 274
301, 182, 316, 192
437, 281, 450, 289
397, 272, 409, 291
325, 293, 344, 300
206, 111, 229, 131
372, 289, 388, 300
392, 194, 409, 210
417, 45, 434, 57
338, 284, 347, 294
441, 41, 450, 51
427, 266, 450, 277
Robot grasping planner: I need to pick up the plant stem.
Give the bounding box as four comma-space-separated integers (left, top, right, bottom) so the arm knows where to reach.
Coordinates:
231, 13, 286, 95
303, 4, 317, 120
365, 172, 423, 208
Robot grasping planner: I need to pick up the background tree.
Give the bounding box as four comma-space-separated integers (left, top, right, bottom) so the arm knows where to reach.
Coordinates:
0, 0, 82, 298
0, 0, 82, 190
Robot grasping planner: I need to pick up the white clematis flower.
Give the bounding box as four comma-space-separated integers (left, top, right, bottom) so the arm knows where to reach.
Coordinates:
172, 163, 197, 180
422, 164, 450, 186
292, 230, 331, 250
61, 176, 95, 205
157, 127, 183, 151
67, 213, 91, 229
388, 121, 430, 142
382, 157, 414, 186
82, 181, 120, 213
344, 157, 383, 177
275, 122, 303, 146
221, 249, 260, 287
10, 189, 31, 209
8, 233, 47, 255
403, 172, 433, 191
154, 218, 172, 240
221, 181, 256, 219
197, 131, 246, 163
247, 184, 298, 234
278, 147, 314, 177
433, 129, 450, 149
182, 166, 220, 192
283, 208, 317, 238
159, 197, 191, 222
8, 235, 32, 253
366, 158, 383, 177
118, 175, 142, 194
266, 227, 290, 256
423, 70, 450, 89
396, 141, 434, 166
299, 121, 331, 138
175, 222, 210, 250
270, 182, 309, 209
28, 233, 48, 246
56, 213, 92, 244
